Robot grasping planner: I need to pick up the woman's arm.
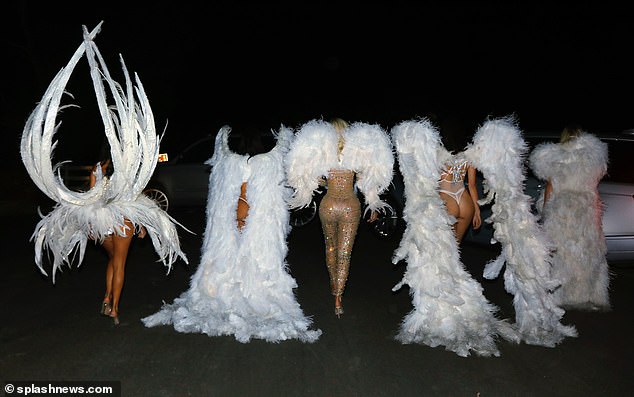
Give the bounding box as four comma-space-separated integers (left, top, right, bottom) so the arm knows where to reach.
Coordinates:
89, 163, 100, 189
467, 166, 481, 230
543, 179, 553, 209
89, 160, 111, 189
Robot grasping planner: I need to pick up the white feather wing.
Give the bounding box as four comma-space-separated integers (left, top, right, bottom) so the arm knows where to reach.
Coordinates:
20, 22, 187, 280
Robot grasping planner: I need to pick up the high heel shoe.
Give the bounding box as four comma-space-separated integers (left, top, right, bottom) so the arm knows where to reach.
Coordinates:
100, 301, 112, 316
334, 305, 344, 318
110, 314, 120, 325
334, 295, 344, 318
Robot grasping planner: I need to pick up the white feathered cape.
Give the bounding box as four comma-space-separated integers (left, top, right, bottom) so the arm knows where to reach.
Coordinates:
285, 119, 394, 214
529, 133, 609, 310
391, 119, 519, 357
463, 117, 577, 347
142, 126, 322, 343
20, 22, 188, 282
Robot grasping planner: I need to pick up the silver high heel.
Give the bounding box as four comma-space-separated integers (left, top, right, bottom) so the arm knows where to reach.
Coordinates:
100, 301, 112, 316
334, 305, 344, 318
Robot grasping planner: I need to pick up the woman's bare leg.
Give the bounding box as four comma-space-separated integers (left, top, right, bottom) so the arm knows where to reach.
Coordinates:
440, 192, 474, 243
102, 237, 115, 305
454, 193, 475, 243
440, 192, 460, 237
109, 220, 134, 320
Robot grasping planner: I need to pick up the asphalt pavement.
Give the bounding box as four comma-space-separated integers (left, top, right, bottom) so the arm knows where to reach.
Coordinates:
1, 186, 633, 397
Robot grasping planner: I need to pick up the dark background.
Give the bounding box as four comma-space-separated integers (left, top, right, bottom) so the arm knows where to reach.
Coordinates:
2, 1, 633, 168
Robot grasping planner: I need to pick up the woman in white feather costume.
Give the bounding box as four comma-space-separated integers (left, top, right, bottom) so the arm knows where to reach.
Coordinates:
20, 23, 189, 324
285, 118, 394, 317
529, 126, 610, 311
463, 116, 577, 347
391, 119, 519, 357
143, 126, 322, 343
434, 117, 482, 242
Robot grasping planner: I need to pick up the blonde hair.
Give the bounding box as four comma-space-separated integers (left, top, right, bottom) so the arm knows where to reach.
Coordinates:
331, 118, 349, 155
331, 117, 349, 133
560, 125, 582, 143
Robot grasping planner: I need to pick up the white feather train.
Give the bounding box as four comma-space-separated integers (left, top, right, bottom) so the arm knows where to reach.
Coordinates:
529, 132, 610, 310
463, 116, 577, 347
391, 119, 519, 357
285, 119, 394, 214
142, 126, 322, 343
20, 22, 188, 282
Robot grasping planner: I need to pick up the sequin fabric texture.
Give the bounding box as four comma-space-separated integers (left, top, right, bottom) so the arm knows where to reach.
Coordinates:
318, 169, 361, 297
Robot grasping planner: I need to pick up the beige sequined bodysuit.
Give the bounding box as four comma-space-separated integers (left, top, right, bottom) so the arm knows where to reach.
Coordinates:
319, 169, 361, 297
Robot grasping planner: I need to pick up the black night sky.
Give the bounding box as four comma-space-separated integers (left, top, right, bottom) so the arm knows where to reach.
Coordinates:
2, 2, 634, 169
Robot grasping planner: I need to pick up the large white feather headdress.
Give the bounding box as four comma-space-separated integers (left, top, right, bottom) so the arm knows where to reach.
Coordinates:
20, 22, 188, 281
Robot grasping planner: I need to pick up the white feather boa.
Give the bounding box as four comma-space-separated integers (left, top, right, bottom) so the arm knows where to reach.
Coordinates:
143, 126, 322, 343
463, 116, 577, 347
285, 119, 394, 215
391, 119, 519, 357
529, 133, 610, 310
20, 22, 188, 281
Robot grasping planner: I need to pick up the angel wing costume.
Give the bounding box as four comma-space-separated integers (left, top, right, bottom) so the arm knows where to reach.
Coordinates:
20, 22, 188, 282
285, 119, 394, 308
529, 132, 610, 311
391, 119, 519, 357
285, 119, 394, 213
143, 126, 321, 343
463, 117, 577, 347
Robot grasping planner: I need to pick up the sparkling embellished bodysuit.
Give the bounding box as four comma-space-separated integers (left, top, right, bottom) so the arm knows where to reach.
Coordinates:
319, 169, 361, 297
439, 155, 468, 204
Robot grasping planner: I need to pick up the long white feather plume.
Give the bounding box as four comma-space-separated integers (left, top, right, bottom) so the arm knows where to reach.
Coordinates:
342, 122, 394, 215
285, 119, 338, 208
143, 125, 321, 343
463, 116, 577, 347
20, 22, 188, 281
391, 118, 518, 357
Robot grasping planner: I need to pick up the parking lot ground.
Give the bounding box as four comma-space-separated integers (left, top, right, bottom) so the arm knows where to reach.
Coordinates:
2, 200, 633, 397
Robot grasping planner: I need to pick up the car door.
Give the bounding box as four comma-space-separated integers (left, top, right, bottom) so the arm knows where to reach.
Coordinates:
601, 138, 634, 260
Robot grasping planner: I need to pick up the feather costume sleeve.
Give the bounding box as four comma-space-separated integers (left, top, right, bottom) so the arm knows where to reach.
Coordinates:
391, 119, 518, 357
529, 133, 608, 186
463, 116, 577, 347
285, 119, 339, 208
341, 122, 394, 214
143, 126, 321, 343
20, 22, 188, 281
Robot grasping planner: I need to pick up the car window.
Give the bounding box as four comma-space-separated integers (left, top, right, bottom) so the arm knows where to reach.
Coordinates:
179, 138, 214, 164
604, 139, 634, 184
174, 133, 278, 165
